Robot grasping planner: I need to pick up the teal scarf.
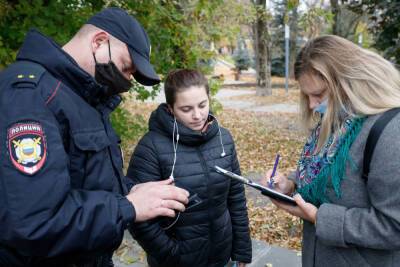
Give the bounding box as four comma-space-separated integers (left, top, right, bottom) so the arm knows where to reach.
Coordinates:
296, 116, 365, 207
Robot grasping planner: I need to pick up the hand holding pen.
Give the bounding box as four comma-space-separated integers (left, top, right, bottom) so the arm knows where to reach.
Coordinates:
268, 154, 280, 188
264, 155, 296, 196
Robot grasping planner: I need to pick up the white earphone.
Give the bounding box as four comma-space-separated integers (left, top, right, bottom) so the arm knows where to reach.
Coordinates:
170, 117, 179, 180
170, 113, 226, 180
208, 114, 226, 157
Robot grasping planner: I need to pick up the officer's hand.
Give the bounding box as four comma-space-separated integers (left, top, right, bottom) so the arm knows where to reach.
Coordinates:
126, 178, 189, 222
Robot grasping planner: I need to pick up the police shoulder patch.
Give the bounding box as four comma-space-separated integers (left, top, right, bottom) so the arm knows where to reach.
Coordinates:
8, 122, 47, 175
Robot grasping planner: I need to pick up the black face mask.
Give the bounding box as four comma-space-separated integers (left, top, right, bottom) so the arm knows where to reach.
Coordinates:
92, 41, 132, 97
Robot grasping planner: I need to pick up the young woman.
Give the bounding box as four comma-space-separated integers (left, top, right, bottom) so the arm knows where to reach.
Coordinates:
127, 69, 252, 267
264, 35, 400, 267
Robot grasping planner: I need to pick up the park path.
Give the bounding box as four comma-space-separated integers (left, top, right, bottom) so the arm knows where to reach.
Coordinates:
113, 233, 301, 267
147, 83, 299, 114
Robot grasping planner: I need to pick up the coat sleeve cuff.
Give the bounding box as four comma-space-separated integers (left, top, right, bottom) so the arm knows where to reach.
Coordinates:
231, 256, 252, 264
316, 203, 348, 247
231, 241, 252, 263
118, 196, 136, 229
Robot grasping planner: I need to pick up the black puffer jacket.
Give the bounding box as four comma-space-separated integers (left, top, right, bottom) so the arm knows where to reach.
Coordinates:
127, 104, 252, 267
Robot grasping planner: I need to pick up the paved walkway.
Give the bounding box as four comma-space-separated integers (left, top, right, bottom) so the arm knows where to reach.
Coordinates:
114, 231, 301, 267
146, 85, 298, 114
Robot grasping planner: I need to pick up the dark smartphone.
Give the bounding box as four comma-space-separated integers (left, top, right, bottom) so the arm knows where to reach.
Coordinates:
160, 191, 203, 230
185, 193, 203, 211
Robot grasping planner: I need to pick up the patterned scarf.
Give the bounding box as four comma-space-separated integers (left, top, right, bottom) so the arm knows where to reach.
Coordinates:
296, 116, 365, 207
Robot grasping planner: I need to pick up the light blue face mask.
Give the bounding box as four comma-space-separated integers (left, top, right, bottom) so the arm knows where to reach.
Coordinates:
313, 99, 328, 114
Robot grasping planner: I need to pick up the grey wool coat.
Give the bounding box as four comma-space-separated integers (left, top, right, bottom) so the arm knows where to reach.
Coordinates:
300, 112, 400, 267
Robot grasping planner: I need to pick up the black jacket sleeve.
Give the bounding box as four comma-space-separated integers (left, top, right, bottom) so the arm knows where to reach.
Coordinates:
0, 84, 135, 257
126, 134, 180, 266
228, 140, 252, 263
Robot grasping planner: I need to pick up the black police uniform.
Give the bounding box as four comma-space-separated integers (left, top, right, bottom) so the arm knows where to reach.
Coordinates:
0, 29, 135, 267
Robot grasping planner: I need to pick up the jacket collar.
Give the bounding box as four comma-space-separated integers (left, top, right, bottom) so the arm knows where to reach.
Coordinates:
149, 103, 219, 146
16, 29, 112, 107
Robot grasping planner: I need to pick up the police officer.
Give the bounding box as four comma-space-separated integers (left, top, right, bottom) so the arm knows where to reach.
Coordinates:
0, 7, 189, 267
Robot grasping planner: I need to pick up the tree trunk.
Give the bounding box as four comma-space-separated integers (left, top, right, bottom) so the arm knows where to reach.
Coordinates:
289, 6, 298, 79
234, 69, 240, 81
251, 22, 258, 75
330, 0, 363, 41
254, 0, 272, 96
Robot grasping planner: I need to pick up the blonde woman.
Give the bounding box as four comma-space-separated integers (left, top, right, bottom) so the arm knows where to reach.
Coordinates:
264, 35, 400, 267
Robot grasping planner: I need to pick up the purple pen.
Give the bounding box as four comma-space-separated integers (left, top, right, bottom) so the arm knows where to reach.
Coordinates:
269, 154, 280, 188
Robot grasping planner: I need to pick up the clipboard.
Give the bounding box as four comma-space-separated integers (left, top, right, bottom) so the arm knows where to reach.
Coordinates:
214, 166, 297, 206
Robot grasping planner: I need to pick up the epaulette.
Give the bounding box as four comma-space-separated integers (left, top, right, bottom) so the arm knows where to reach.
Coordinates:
11, 62, 46, 89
